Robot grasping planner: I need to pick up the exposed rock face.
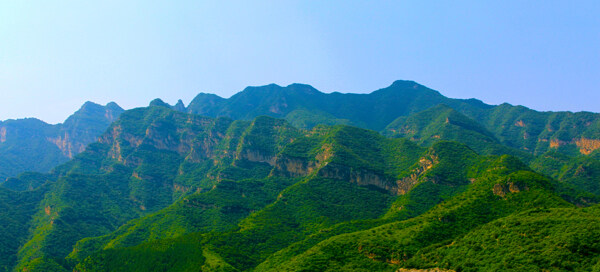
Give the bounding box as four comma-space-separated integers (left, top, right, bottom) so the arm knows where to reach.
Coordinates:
173, 183, 191, 193
46, 134, 86, 158
493, 181, 528, 197
101, 116, 229, 167
515, 120, 526, 127
100, 125, 141, 163
237, 149, 276, 166
271, 141, 331, 178
397, 155, 437, 194
173, 99, 186, 112
549, 139, 565, 148
318, 163, 397, 193
269, 101, 288, 114
231, 116, 297, 166
272, 146, 439, 195
271, 156, 317, 177
0, 126, 6, 143
576, 138, 600, 155
317, 154, 437, 195
0, 102, 123, 180
549, 137, 600, 155
54, 101, 125, 158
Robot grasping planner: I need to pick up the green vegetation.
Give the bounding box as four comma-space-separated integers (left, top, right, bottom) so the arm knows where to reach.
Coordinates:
531, 151, 600, 205
184, 81, 600, 157
408, 206, 600, 271
74, 147, 579, 272
186, 81, 491, 132
66, 176, 297, 265
0, 118, 67, 182
261, 159, 570, 271
2, 82, 600, 271
0, 187, 47, 272
384, 104, 532, 162
0, 102, 123, 182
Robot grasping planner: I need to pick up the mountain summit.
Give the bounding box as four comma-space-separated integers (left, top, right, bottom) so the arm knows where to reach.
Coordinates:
1, 81, 600, 271
0, 102, 123, 181
180, 81, 600, 157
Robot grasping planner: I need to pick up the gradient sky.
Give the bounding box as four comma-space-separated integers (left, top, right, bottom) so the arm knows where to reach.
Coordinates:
1, 1, 599, 124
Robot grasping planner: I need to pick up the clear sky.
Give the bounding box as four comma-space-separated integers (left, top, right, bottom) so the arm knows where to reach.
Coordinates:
1, 1, 599, 124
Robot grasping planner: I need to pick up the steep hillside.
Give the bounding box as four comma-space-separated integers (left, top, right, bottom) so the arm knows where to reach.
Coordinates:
184, 81, 600, 157
13, 106, 235, 269
409, 206, 600, 271
186, 81, 491, 131
67, 121, 427, 268
259, 157, 571, 271
0, 102, 123, 182
8, 106, 308, 270
383, 104, 531, 161
73, 145, 579, 271
385, 106, 600, 203
531, 151, 600, 204
478, 104, 600, 156
0, 186, 47, 272
2, 81, 600, 271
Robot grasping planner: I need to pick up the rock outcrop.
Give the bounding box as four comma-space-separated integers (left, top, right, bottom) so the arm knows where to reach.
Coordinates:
271, 155, 318, 177
318, 163, 397, 193
576, 138, 600, 155
493, 181, 528, 197
396, 155, 437, 194
549, 137, 600, 155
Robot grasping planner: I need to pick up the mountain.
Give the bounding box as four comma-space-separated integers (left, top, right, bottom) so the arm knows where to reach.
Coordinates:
256, 157, 572, 271
1, 80, 600, 271
383, 104, 532, 161
4, 106, 305, 270
74, 144, 578, 272
530, 150, 600, 204
3, 81, 598, 185
0, 186, 47, 272
186, 81, 492, 131
0, 102, 124, 183
182, 81, 600, 157
408, 206, 600, 271
0, 103, 591, 271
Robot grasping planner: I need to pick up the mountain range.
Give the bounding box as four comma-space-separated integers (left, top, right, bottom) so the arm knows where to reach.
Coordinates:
0, 102, 123, 182
1, 80, 599, 271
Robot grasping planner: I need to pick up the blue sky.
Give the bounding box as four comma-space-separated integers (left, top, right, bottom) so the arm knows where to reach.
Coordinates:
1, 1, 599, 124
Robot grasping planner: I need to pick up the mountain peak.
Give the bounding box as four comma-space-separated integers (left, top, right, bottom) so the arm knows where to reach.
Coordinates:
390, 80, 427, 90
241, 83, 283, 93
77, 101, 123, 115
286, 83, 321, 95
80, 101, 102, 110
105, 102, 123, 111
173, 99, 186, 112
149, 98, 171, 108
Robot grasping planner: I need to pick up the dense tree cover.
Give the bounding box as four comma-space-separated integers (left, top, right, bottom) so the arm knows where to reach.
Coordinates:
181, 81, 600, 157
0, 187, 47, 272
1, 83, 600, 271
0, 102, 123, 182
532, 151, 600, 195
66, 176, 299, 265
4, 80, 600, 184
0, 118, 65, 182
383, 104, 533, 162
409, 206, 600, 271
184, 81, 491, 132
73, 149, 585, 272
264, 167, 570, 271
